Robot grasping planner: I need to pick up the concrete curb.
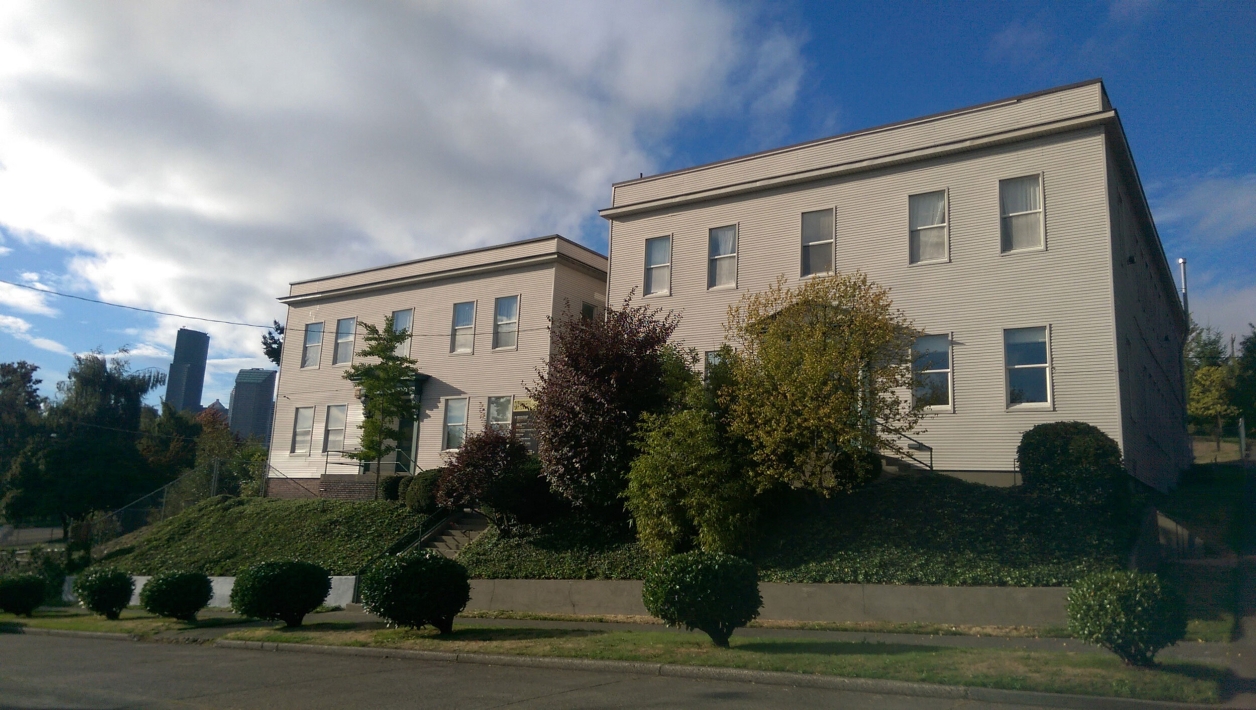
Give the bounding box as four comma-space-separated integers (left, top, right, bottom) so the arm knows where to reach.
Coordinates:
210, 639, 1224, 709
5, 626, 140, 642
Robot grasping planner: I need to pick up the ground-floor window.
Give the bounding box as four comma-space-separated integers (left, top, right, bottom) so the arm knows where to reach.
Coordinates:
443, 398, 468, 450
1005, 326, 1051, 406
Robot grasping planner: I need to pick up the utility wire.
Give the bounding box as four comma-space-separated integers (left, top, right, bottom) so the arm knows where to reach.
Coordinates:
0, 278, 273, 328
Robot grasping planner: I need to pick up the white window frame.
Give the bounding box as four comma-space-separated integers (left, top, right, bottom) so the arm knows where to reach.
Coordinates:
707, 224, 738, 290
291, 406, 315, 455
1003, 325, 1053, 410
999, 173, 1046, 255
322, 404, 348, 453
581, 302, 596, 320
487, 395, 514, 433
300, 322, 323, 369
907, 189, 950, 266
450, 301, 476, 355
492, 295, 520, 351
332, 317, 356, 366
391, 309, 413, 358
442, 397, 469, 451
800, 208, 835, 277
912, 333, 953, 413
643, 235, 672, 297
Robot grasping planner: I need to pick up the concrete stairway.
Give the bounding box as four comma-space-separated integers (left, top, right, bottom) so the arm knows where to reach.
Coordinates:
424, 511, 489, 559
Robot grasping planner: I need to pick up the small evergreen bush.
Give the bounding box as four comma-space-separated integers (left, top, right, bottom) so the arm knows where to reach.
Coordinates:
230, 561, 330, 627
73, 567, 134, 620
1067, 571, 1186, 666
405, 468, 444, 514
139, 571, 213, 622
360, 549, 470, 634
642, 551, 761, 647
397, 475, 414, 500
1018, 421, 1128, 513
0, 574, 46, 617
379, 475, 405, 501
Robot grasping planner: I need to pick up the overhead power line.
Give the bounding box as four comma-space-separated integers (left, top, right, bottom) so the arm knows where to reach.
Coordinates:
0, 278, 273, 328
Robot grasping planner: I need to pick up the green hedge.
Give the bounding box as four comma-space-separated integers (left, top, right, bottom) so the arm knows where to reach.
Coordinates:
97, 497, 430, 575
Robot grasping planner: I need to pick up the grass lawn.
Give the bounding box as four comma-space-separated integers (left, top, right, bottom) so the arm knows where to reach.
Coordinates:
0, 608, 249, 638
221, 622, 1230, 704
95, 496, 430, 575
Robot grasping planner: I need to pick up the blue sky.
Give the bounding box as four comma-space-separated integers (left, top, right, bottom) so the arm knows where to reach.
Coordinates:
0, 0, 1252, 406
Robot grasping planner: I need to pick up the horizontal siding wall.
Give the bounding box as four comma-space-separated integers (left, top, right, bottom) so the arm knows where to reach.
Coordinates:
1107, 141, 1191, 490
271, 262, 605, 477
608, 127, 1120, 473
614, 83, 1105, 206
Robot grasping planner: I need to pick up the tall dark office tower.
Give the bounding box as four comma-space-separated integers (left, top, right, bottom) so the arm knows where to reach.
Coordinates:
228, 369, 277, 444
165, 328, 210, 412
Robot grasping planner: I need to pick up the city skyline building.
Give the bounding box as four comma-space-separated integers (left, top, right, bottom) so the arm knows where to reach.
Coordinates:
229, 368, 277, 444
164, 328, 210, 413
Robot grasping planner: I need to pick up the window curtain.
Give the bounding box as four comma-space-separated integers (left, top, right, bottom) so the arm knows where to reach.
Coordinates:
1000, 176, 1040, 215
709, 226, 736, 256
909, 192, 946, 228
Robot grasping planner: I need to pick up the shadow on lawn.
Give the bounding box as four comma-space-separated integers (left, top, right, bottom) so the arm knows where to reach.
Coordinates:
735, 640, 941, 656
406, 627, 605, 642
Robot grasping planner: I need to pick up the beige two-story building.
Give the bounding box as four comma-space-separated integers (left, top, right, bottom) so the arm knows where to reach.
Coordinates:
600, 79, 1190, 490
265, 236, 606, 498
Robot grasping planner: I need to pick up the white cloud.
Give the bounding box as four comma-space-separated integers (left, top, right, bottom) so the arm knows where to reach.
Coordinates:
0, 246, 12, 256
0, 280, 57, 315
1190, 283, 1256, 342
0, 311, 70, 353
987, 20, 1052, 65
1158, 174, 1256, 244
0, 1, 805, 372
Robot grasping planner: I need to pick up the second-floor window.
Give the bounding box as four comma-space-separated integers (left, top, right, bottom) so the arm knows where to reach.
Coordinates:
912, 334, 951, 409
801, 209, 834, 276
1000, 175, 1044, 252
707, 225, 737, 289
391, 309, 413, 358
488, 396, 513, 433
323, 404, 347, 453
451, 301, 475, 353
333, 317, 356, 365
909, 191, 947, 264
301, 323, 323, 369
644, 236, 671, 296
493, 296, 519, 350
291, 406, 314, 455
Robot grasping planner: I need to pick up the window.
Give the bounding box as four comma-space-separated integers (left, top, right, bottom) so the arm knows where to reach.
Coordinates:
488, 396, 513, 433
323, 404, 347, 453
909, 191, 947, 264
912, 335, 951, 409
300, 323, 323, 369
801, 209, 834, 276
291, 407, 314, 455
703, 350, 724, 381
451, 301, 475, 353
443, 398, 468, 450
707, 225, 737, 288
1000, 175, 1043, 252
391, 309, 413, 358
644, 236, 671, 295
333, 317, 356, 365
493, 296, 519, 350
1005, 326, 1050, 406
581, 302, 596, 320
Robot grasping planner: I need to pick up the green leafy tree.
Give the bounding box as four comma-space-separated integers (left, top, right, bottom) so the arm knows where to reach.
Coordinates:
342, 315, 421, 494
0, 362, 42, 480
528, 296, 680, 515
1189, 365, 1238, 452
1184, 323, 1226, 395
137, 403, 201, 480
262, 321, 285, 367
724, 273, 919, 495
1234, 324, 1256, 440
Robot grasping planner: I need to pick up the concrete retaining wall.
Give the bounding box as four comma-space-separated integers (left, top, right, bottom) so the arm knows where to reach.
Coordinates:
63, 575, 358, 609
466, 580, 1069, 627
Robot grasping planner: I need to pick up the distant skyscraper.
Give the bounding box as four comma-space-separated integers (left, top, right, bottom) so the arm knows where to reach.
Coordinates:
228, 369, 277, 444
165, 328, 210, 413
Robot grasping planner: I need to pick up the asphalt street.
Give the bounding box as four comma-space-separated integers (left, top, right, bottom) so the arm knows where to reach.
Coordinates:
0, 633, 1093, 710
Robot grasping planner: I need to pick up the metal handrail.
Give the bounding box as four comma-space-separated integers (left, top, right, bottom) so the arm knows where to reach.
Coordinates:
875, 420, 934, 471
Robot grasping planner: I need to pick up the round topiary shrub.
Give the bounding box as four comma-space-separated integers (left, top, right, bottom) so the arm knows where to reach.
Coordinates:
360, 549, 470, 634
1018, 421, 1129, 513
405, 468, 444, 514
642, 551, 761, 647
230, 561, 330, 627
140, 571, 213, 622
73, 567, 134, 620
0, 574, 46, 617
380, 475, 405, 501
1067, 571, 1186, 666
